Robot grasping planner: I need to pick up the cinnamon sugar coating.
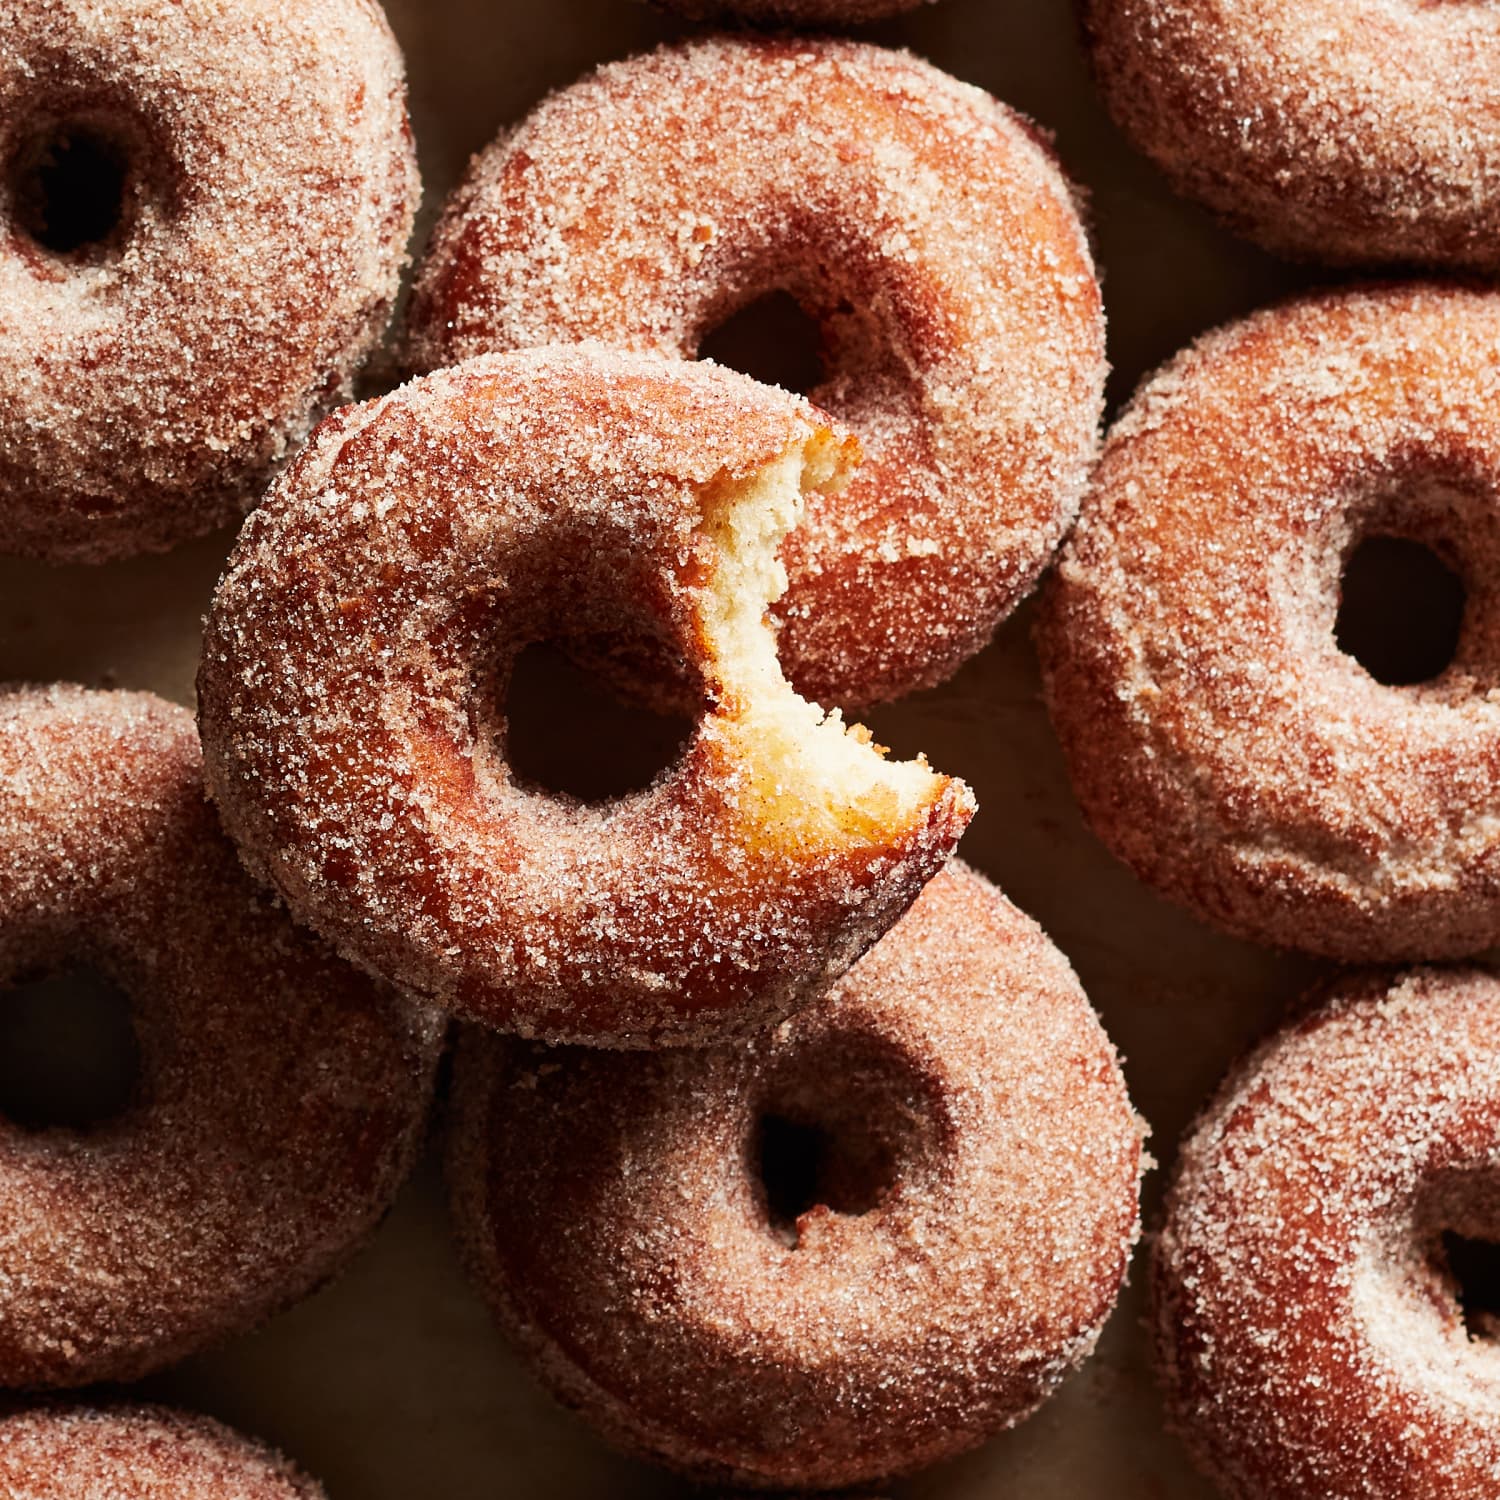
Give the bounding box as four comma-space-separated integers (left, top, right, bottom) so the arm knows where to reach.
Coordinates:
405, 37, 1105, 710
198, 346, 973, 1048
1038, 284, 1500, 961
0, 685, 441, 1388
1084, 0, 1500, 270
447, 862, 1145, 1490
0, 0, 419, 563
1155, 968, 1500, 1499
0, 1404, 324, 1499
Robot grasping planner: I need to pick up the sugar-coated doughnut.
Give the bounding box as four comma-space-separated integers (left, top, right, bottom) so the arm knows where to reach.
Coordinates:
199, 345, 973, 1048
0, 1404, 323, 1498
405, 37, 1105, 710
1084, 0, 1500, 270
0, 0, 419, 563
1038, 284, 1500, 961
447, 862, 1144, 1489
1155, 967, 1500, 1499
0, 685, 441, 1387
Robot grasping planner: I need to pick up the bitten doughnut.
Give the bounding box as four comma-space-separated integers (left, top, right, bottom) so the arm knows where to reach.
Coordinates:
0, 0, 419, 563
198, 345, 973, 1048
1084, 0, 1500, 271
1155, 968, 1500, 1499
0, 685, 440, 1387
1038, 284, 1500, 961
0, 1404, 323, 1499
448, 862, 1144, 1490
405, 37, 1105, 710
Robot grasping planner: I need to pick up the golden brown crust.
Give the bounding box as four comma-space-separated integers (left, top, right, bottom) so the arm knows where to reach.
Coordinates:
1155, 968, 1500, 1499
447, 862, 1144, 1490
0, 1404, 324, 1498
0, 685, 441, 1388
404, 36, 1105, 710
198, 346, 973, 1048
1084, 0, 1500, 269
0, 0, 419, 563
1038, 283, 1500, 961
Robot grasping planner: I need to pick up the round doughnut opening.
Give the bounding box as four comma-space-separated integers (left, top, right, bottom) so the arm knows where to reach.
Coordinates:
751, 1033, 937, 1248
699, 291, 825, 398
502, 641, 694, 802
7, 119, 136, 259
0, 968, 140, 1131
1335, 535, 1466, 687
1438, 1231, 1500, 1341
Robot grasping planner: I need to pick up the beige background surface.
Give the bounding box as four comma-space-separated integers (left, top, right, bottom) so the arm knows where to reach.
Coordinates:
0, 0, 1354, 1495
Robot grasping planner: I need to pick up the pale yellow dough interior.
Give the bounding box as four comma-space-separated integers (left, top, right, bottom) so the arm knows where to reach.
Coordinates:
701, 435, 943, 845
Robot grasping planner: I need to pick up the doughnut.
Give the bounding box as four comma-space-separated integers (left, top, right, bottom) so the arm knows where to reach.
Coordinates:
1037, 283, 1500, 961
404, 37, 1105, 710
0, 684, 441, 1387
1083, 0, 1500, 270
0, 1404, 323, 1499
447, 862, 1145, 1489
1154, 967, 1500, 1499
199, 345, 974, 1048
0, 0, 419, 563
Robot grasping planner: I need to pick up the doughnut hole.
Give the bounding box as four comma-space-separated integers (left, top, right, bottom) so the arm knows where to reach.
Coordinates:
1324, 476, 1500, 698
749, 1029, 944, 1248
699, 290, 826, 399
1335, 536, 1466, 687
4, 113, 145, 263
0, 967, 141, 1132
501, 641, 694, 802
1440, 1232, 1500, 1340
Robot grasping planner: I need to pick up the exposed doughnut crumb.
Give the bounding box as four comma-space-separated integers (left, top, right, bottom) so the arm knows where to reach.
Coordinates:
1037, 283, 1500, 961
1084, 0, 1500, 270
0, 684, 442, 1388
0, 1404, 324, 1498
405, 36, 1105, 710
1155, 967, 1500, 1499
448, 862, 1146, 1490
198, 345, 974, 1048
0, 0, 419, 563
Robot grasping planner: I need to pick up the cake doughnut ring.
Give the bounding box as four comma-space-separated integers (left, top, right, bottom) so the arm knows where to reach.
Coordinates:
1038, 284, 1500, 961
1084, 0, 1500, 271
0, 0, 418, 563
198, 345, 973, 1048
1155, 967, 1500, 1500
447, 862, 1144, 1490
0, 685, 441, 1388
0, 1404, 325, 1499
404, 36, 1105, 710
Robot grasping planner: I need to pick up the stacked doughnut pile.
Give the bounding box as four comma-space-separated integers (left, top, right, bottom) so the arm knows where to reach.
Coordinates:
3, 0, 1500, 1495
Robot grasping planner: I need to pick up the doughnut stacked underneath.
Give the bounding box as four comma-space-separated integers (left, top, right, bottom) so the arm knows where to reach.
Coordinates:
448, 863, 1145, 1490
0, 684, 441, 1387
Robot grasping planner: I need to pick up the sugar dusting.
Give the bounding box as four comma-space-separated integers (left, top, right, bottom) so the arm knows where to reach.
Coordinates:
0, 0, 419, 562
1155, 968, 1500, 1498
405, 36, 1105, 710
0, 1404, 324, 1498
1084, 0, 1500, 269
1037, 283, 1500, 960
447, 862, 1146, 1490
198, 345, 973, 1049
0, 685, 441, 1388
